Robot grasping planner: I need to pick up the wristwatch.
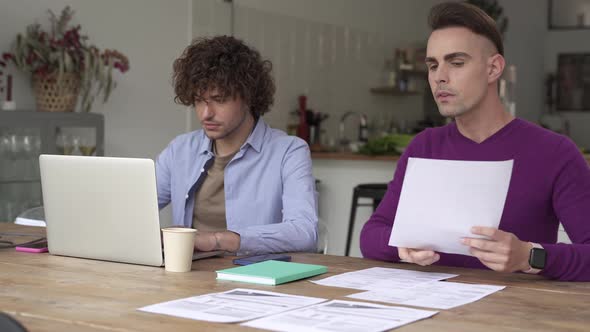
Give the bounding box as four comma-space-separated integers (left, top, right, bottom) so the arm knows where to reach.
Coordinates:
524, 243, 546, 274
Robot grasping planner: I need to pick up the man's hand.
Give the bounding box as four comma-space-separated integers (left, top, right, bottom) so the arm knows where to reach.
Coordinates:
462, 226, 532, 273
398, 247, 440, 266
194, 231, 217, 252
194, 231, 240, 252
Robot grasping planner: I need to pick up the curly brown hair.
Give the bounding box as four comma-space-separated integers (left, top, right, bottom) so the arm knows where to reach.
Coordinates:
172, 35, 275, 118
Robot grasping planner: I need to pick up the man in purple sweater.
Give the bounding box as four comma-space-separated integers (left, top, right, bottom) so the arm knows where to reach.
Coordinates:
360, 2, 590, 281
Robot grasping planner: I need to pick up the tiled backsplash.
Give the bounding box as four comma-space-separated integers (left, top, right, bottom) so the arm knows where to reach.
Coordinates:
233, 5, 425, 143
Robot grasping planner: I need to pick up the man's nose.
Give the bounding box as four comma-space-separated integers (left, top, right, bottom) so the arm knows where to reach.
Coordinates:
199, 102, 214, 119
434, 65, 449, 84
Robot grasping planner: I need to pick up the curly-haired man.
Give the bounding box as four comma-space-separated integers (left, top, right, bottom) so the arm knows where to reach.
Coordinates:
156, 36, 318, 255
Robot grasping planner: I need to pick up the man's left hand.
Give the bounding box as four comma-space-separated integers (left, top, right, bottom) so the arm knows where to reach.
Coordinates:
462, 226, 532, 273
194, 231, 240, 252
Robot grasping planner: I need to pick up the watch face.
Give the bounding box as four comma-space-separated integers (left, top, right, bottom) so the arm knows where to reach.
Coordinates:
529, 248, 547, 269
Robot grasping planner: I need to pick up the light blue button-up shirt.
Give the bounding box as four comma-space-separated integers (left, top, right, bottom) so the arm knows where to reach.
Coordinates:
155, 118, 318, 255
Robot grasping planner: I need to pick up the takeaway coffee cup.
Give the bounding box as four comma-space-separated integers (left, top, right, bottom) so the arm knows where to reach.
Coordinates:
162, 227, 197, 272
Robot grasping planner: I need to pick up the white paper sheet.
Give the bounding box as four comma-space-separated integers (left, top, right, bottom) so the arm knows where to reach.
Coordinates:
14, 217, 46, 227
242, 299, 438, 332
311, 267, 457, 291
348, 281, 506, 310
138, 288, 326, 323
389, 158, 514, 256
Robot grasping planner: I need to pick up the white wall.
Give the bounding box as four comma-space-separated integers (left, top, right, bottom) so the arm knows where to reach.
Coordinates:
0, 0, 190, 159
189, 0, 233, 131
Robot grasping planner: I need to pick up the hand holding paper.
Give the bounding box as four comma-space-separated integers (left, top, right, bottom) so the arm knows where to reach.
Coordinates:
462, 226, 532, 272
389, 158, 514, 256
398, 247, 440, 266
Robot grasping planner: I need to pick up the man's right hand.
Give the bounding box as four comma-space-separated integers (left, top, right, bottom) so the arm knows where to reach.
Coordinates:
398, 247, 440, 266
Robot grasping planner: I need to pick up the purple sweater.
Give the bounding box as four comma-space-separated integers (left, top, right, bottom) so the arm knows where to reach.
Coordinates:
360, 118, 590, 281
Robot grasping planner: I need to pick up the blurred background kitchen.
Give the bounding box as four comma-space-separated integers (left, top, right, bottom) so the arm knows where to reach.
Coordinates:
0, 0, 586, 256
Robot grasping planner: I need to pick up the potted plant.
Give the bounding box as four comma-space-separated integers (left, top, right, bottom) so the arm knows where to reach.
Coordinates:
1, 6, 129, 112
467, 0, 508, 37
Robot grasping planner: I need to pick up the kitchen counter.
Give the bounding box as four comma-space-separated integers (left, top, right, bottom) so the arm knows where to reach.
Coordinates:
312, 155, 396, 257
313, 152, 590, 163
311, 152, 399, 161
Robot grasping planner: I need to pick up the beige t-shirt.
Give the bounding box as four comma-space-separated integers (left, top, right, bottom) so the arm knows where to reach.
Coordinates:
192, 149, 238, 232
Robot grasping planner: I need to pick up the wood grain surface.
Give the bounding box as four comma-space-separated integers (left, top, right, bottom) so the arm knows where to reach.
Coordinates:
1, 224, 588, 332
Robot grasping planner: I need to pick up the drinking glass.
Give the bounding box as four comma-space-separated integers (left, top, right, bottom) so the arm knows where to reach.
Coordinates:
78, 133, 96, 156
56, 133, 75, 155
0, 133, 10, 181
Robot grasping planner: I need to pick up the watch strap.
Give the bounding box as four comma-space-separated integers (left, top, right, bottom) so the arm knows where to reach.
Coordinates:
523, 242, 543, 274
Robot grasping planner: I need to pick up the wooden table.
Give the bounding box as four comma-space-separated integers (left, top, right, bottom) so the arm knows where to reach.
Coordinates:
1, 224, 588, 332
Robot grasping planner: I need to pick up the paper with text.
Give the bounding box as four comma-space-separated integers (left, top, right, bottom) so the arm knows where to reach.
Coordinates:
138, 288, 326, 323
242, 299, 438, 332
310, 267, 457, 290
348, 281, 506, 309
389, 158, 513, 256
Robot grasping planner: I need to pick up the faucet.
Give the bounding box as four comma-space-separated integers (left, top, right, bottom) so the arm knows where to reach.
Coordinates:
339, 111, 368, 149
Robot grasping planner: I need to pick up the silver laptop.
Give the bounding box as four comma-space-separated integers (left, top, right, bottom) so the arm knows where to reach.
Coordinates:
39, 154, 222, 266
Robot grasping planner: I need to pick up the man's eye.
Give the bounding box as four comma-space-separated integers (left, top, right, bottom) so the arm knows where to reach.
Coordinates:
451, 62, 464, 67
428, 65, 438, 71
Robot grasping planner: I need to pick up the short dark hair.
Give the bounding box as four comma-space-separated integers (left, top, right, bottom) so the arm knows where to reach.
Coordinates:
172, 35, 275, 118
428, 2, 504, 56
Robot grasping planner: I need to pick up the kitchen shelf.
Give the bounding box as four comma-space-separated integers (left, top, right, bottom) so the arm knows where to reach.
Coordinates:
0, 179, 42, 184
400, 68, 428, 76
369, 87, 421, 96
0, 111, 105, 222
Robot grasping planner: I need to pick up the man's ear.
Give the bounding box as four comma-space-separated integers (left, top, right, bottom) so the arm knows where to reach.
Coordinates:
488, 54, 505, 84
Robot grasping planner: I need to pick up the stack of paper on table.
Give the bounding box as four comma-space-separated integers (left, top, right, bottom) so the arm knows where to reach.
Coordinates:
311, 267, 457, 290
312, 267, 505, 310
243, 300, 438, 332
139, 288, 439, 331
138, 288, 325, 323
348, 281, 506, 310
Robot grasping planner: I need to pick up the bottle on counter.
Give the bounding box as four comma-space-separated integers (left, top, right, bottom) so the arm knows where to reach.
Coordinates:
358, 114, 369, 143
287, 109, 299, 136
383, 58, 397, 88
296, 95, 310, 144
1, 75, 16, 111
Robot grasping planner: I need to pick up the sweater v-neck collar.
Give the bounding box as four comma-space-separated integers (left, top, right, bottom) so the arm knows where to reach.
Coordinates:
451, 118, 521, 146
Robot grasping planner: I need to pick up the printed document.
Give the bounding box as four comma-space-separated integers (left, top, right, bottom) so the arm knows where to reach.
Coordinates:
242, 299, 438, 332
138, 288, 326, 323
311, 267, 457, 290
348, 281, 505, 309
389, 158, 514, 256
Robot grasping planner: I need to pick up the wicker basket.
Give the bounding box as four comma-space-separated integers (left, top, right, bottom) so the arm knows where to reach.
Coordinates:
33, 73, 81, 112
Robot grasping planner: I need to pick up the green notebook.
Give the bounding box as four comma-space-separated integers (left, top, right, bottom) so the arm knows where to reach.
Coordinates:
216, 260, 328, 285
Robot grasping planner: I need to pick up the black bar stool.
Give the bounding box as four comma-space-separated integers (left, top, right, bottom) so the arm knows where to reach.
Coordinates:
345, 183, 388, 256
